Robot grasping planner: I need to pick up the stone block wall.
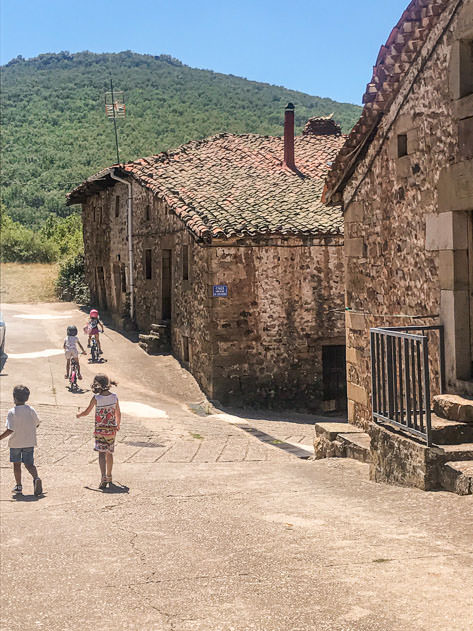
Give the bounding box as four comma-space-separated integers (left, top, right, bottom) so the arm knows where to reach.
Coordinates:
341, 0, 473, 429
208, 236, 345, 408
81, 182, 346, 410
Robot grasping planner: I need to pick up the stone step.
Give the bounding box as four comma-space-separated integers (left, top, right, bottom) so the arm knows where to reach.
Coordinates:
338, 432, 371, 463
139, 333, 161, 343
431, 414, 473, 445
433, 394, 473, 424
439, 461, 473, 495
437, 443, 473, 462
313, 421, 371, 463
150, 323, 170, 334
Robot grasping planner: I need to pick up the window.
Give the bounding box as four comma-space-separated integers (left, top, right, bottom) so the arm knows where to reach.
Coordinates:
145, 204, 150, 221
121, 265, 127, 293
459, 39, 473, 98
182, 336, 190, 363
115, 196, 120, 217
145, 249, 152, 280
182, 245, 189, 281
397, 134, 408, 158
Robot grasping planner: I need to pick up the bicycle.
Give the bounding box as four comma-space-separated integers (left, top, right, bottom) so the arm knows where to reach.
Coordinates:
69, 357, 79, 392
90, 336, 100, 363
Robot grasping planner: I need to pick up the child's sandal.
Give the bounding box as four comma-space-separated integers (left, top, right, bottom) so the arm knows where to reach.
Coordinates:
98, 476, 108, 489
105, 475, 112, 486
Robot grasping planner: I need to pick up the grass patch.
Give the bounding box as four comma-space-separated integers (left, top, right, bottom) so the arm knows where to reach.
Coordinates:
372, 558, 392, 563
0, 263, 59, 303
190, 433, 204, 440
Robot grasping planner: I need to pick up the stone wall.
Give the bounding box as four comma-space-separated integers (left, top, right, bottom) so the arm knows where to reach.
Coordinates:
209, 236, 345, 408
82, 181, 214, 394
81, 183, 346, 410
342, 0, 473, 429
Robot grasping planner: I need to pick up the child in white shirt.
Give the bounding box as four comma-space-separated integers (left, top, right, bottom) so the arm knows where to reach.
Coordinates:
64, 325, 86, 380
0, 385, 43, 496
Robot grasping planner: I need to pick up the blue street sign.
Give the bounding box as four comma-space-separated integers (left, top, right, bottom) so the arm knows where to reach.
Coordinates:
213, 284, 228, 297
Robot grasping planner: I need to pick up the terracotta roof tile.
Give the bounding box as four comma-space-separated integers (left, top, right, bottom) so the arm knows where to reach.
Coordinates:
323, 0, 452, 203
68, 132, 345, 242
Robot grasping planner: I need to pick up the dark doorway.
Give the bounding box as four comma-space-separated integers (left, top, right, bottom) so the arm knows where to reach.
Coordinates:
162, 249, 172, 320
322, 345, 347, 411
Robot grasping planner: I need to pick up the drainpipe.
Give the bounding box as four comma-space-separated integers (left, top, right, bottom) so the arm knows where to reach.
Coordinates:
110, 170, 134, 321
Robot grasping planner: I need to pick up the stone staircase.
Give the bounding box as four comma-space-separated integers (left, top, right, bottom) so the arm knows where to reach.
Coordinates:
313, 421, 371, 464
433, 394, 473, 495
138, 322, 171, 355
313, 394, 473, 495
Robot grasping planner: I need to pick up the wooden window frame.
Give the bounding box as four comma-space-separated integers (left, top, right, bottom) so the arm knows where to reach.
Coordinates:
397, 134, 408, 158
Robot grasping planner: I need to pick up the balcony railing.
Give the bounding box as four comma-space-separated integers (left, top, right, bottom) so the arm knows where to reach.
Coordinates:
370, 326, 445, 446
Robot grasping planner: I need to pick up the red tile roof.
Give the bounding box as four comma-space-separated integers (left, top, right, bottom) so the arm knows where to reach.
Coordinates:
68, 131, 345, 242
323, 0, 453, 204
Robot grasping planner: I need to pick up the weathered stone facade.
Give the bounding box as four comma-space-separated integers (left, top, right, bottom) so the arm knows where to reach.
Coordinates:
71, 114, 348, 411
81, 181, 345, 410
331, 0, 473, 429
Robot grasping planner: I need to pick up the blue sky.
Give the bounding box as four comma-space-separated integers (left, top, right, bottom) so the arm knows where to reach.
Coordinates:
1, 0, 408, 104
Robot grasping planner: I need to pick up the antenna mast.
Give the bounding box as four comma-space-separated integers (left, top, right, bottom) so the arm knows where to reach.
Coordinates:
105, 76, 125, 164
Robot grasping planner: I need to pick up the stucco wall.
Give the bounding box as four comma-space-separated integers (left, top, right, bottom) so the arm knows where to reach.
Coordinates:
342, 1, 473, 429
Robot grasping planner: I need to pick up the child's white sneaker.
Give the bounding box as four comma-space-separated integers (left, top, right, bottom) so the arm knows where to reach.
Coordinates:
12, 484, 22, 494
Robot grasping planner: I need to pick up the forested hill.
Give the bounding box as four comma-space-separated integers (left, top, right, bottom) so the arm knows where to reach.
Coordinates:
1, 51, 362, 227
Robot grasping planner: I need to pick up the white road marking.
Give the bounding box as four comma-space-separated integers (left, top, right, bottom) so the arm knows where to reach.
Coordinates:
120, 401, 168, 419
8, 349, 64, 359
13, 314, 74, 320
210, 413, 248, 425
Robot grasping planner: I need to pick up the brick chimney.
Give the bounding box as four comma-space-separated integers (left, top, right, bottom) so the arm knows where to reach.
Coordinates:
302, 115, 341, 136
283, 103, 295, 170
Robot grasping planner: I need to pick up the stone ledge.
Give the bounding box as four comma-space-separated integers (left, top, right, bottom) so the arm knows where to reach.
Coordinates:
439, 461, 473, 495
313, 421, 370, 463
433, 394, 473, 423
369, 423, 444, 491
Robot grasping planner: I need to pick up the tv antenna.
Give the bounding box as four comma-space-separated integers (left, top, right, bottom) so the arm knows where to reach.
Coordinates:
104, 76, 125, 164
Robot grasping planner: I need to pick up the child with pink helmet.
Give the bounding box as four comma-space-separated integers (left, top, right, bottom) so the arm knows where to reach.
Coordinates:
85, 308, 104, 354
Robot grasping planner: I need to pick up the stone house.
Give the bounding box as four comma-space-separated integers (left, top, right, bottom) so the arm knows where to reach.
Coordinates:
323, 0, 473, 492
68, 108, 347, 410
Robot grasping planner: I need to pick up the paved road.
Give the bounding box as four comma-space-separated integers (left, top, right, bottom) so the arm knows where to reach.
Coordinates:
1, 303, 472, 631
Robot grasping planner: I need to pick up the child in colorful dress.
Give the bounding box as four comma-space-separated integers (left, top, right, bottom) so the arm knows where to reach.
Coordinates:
76, 374, 121, 489
85, 309, 104, 354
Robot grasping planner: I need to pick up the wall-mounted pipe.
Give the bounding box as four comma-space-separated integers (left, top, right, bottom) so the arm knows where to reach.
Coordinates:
110, 170, 134, 320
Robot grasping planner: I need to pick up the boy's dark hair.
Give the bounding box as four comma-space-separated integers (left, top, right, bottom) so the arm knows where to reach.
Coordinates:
91, 374, 118, 394
13, 385, 30, 404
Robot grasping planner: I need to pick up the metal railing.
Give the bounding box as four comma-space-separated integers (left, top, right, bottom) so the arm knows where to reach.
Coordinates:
370, 326, 445, 446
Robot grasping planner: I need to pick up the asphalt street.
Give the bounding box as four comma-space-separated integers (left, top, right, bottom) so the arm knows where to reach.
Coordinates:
0, 303, 472, 631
